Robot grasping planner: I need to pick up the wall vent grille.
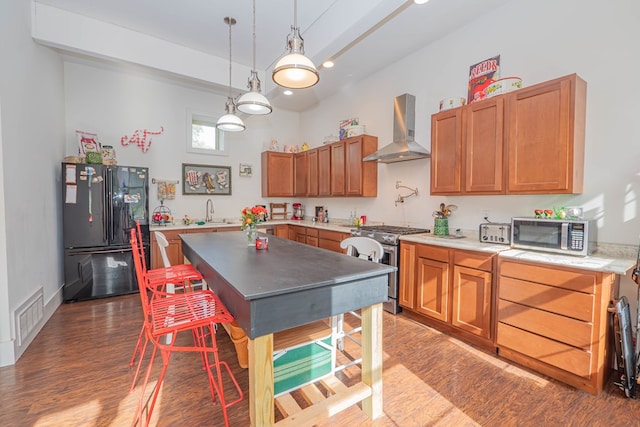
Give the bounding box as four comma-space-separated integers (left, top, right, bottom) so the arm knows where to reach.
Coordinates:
15, 288, 44, 347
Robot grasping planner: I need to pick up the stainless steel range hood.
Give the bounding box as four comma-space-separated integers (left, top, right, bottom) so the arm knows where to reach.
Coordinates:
363, 93, 430, 163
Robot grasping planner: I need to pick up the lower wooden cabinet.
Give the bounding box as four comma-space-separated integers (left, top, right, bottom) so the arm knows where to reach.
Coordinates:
496, 259, 615, 395
150, 226, 240, 268
318, 229, 349, 253
399, 241, 495, 348
276, 224, 345, 252
274, 224, 289, 239
306, 228, 319, 247
289, 225, 307, 243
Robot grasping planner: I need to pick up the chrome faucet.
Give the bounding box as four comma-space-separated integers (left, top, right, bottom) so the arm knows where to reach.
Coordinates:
205, 199, 214, 222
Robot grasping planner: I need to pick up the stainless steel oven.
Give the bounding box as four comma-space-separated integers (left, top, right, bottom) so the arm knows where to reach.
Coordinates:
351, 225, 429, 314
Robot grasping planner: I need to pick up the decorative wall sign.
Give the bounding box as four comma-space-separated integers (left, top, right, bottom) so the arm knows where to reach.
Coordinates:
121, 126, 165, 153
239, 163, 252, 177
182, 163, 231, 195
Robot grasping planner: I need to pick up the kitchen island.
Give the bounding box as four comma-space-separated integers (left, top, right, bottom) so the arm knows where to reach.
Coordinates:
181, 231, 395, 426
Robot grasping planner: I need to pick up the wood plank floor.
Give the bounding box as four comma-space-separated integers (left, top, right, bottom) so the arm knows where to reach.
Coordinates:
1, 293, 640, 426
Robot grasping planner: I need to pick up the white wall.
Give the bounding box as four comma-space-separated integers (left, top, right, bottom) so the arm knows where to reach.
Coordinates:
0, 0, 66, 365
64, 60, 300, 222
299, 0, 640, 247
3, 0, 639, 364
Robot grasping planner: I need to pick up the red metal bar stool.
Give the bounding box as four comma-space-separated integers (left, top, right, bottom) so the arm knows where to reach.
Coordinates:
128, 221, 204, 388
130, 229, 243, 427
137, 221, 203, 290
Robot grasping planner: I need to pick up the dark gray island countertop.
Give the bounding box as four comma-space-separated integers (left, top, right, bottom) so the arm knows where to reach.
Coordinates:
181, 231, 395, 338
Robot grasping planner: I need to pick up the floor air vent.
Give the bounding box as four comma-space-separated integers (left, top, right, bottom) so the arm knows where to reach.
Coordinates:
15, 288, 44, 347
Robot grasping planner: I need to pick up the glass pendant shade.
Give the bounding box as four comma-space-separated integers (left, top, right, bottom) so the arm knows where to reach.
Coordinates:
237, 74, 272, 115
272, 2, 319, 90
216, 97, 245, 132
237, 0, 272, 115
216, 16, 245, 133
273, 51, 319, 89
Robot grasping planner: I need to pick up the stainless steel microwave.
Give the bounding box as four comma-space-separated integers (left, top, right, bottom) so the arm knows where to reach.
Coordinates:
511, 217, 596, 256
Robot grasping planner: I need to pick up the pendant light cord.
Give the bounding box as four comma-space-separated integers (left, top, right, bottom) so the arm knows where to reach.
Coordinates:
227, 18, 232, 98
252, 0, 256, 71
294, 0, 298, 28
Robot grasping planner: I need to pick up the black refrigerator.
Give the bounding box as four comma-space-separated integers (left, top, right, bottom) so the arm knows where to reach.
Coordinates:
62, 162, 149, 302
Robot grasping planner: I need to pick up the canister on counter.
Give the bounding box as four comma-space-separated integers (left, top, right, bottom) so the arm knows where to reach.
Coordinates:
255, 236, 269, 250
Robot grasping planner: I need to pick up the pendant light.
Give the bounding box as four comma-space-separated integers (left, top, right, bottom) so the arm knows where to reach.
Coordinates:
216, 17, 245, 132
272, 0, 319, 89
236, 0, 272, 115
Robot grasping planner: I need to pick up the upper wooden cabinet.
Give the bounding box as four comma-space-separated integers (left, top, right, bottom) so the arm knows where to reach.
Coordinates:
430, 74, 586, 195
330, 142, 346, 196
345, 136, 378, 196
262, 151, 293, 197
262, 134, 378, 198
328, 135, 378, 197
293, 152, 308, 197
431, 108, 463, 193
506, 74, 586, 194
307, 148, 319, 197
318, 145, 331, 197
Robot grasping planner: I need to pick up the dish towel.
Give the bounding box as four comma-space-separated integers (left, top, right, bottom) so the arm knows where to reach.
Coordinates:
157, 180, 177, 200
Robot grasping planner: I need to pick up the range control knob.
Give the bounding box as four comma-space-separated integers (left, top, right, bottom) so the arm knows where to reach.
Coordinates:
482, 235, 488, 241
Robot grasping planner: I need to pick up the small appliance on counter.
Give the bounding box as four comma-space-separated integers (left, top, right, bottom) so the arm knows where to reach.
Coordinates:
511, 217, 596, 256
292, 203, 304, 220
479, 221, 511, 244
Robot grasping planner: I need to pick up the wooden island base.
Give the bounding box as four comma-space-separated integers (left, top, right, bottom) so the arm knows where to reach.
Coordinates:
223, 306, 383, 427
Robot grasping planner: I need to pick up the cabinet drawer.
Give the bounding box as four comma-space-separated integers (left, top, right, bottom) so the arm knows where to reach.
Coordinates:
497, 322, 591, 378
498, 299, 592, 350
454, 250, 493, 272
306, 236, 319, 247
416, 244, 449, 263
499, 276, 594, 322
500, 260, 596, 294
290, 225, 305, 235
305, 228, 319, 237
318, 230, 345, 242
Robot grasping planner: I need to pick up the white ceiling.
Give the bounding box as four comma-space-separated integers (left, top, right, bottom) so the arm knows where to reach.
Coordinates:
33, 0, 513, 111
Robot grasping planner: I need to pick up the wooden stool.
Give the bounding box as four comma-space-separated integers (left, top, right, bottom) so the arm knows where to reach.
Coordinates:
270, 202, 288, 220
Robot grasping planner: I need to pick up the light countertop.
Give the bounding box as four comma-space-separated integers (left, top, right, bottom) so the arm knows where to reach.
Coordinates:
151, 221, 637, 275
150, 219, 356, 233
401, 232, 636, 275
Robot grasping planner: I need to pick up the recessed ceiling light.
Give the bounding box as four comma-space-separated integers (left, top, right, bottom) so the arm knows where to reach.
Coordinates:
283, 90, 293, 96
322, 60, 335, 68
414, 0, 429, 4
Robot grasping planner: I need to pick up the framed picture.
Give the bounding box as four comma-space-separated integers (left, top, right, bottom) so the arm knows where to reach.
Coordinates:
182, 163, 232, 195
239, 163, 252, 177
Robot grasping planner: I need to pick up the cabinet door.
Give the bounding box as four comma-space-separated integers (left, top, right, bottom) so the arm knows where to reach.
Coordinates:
151, 230, 184, 268
345, 138, 363, 196
431, 108, 463, 194
465, 98, 505, 193
318, 146, 331, 197
506, 74, 586, 194
416, 256, 449, 321
452, 265, 492, 339
330, 141, 345, 196
274, 225, 289, 239
261, 152, 293, 197
293, 152, 308, 197
306, 236, 318, 247
307, 148, 319, 197
399, 242, 416, 310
